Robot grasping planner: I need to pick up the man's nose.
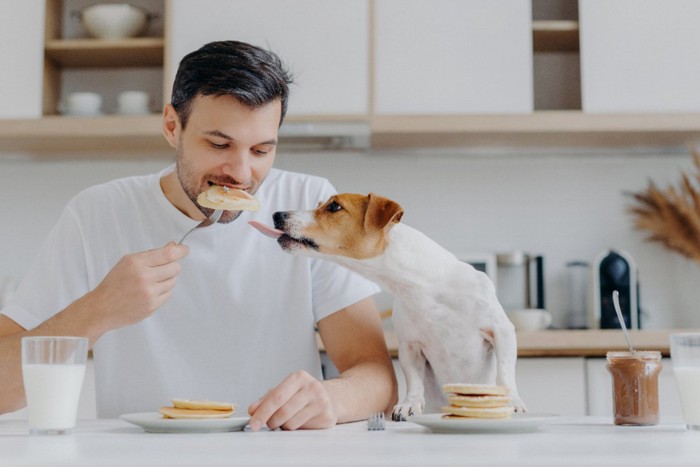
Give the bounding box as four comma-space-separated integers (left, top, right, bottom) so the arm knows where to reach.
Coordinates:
221, 152, 252, 183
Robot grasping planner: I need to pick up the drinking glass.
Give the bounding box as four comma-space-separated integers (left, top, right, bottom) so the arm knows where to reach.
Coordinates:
21, 336, 88, 435
670, 332, 700, 430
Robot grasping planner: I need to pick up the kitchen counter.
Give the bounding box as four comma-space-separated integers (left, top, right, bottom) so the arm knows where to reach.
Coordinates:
2, 416, 698, 466
509, 328, 688, 357
318, 329, 697, 358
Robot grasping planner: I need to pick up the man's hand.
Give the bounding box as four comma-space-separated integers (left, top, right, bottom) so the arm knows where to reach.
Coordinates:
86, 242, 189, 331
246, 298, 397, 431
247, 370, 337, 431
0, 242, 189, 416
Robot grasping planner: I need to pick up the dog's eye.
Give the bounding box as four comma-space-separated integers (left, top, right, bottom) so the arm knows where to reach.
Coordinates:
326, 201, 343, 212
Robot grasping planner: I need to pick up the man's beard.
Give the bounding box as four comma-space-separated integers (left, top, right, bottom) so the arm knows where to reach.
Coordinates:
175, 146, 244, 224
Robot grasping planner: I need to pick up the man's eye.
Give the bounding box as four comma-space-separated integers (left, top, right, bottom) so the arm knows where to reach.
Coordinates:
252, 145, 274, 157
210, 142, 229, 150
326, 201, 342, 212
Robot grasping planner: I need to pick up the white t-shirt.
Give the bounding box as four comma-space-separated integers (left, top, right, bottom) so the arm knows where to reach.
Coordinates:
2, 166, 380, 418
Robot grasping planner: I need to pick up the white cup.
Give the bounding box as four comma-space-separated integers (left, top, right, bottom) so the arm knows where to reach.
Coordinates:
507, 308, 552, 331
670, 333, 700, 430
59, 92, 102, 116
21, 336, 88, 435
117, 90, 151, 115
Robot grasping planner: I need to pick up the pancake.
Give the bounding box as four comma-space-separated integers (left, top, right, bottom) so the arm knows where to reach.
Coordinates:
441, 383, 515, 419
159, 398, 236, 419
171, 399, 236, 411
447, 394, 511, 408
197, 185, 259, 211
159, 406, 234, 419
441, 405, 515, 419
442, 383, 509, 397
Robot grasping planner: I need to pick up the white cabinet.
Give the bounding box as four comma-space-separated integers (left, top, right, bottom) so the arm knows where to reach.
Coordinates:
0, 0, 45, 118
373, 0, 533, 115
579, 0, 700, 113
586, 358, 683, 422
515, 357, 587, 416
168, 0, 370, 116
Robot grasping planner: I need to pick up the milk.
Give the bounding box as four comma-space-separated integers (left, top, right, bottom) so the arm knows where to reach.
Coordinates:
673, 367, 700, 427
22, 364, 86, 431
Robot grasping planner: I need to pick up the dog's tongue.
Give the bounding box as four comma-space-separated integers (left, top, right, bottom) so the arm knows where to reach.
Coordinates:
248, 220, 284, 239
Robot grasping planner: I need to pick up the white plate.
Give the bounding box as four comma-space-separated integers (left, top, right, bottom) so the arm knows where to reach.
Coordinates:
408, 413, 558, 434
120, 412, 250, 433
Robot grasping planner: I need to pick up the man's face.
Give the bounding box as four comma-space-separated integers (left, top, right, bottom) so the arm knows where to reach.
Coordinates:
174, 94, 281, 223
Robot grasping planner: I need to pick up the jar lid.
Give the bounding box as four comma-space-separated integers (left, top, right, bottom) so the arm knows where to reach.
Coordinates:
606, 350, 661, 360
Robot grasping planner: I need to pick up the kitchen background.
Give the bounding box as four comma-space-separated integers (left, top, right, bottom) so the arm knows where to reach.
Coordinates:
2, 0, 700, 332
2, 147, 698, 330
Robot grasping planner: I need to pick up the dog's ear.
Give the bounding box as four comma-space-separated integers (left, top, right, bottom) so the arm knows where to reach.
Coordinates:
364, 193, 404, 232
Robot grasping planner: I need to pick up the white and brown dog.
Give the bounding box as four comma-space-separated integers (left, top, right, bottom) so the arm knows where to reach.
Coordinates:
250, 193, 526, 420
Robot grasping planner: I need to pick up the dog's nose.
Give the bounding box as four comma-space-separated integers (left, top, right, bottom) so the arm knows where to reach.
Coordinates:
273, 211, 289, 229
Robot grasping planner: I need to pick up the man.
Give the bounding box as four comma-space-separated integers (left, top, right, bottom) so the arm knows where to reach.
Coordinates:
0, 40, 397, 431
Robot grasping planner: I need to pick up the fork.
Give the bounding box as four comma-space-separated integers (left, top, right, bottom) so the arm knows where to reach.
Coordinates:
367, 412, 385, 431
178, 209, 223, 244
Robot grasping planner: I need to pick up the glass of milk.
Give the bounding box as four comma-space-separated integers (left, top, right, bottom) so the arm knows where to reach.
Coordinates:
21, 336, 88, 435
670, 333, 700, 430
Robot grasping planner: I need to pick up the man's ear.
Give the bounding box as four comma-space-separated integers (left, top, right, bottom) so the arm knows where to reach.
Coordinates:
364, 193, 404, 232
162, 104, 181, 149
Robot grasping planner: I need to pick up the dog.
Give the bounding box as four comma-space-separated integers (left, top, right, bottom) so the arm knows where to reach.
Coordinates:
249, 193, 526, 420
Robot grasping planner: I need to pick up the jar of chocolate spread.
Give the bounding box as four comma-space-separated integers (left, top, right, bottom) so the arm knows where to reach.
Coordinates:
606, 351, 662, 426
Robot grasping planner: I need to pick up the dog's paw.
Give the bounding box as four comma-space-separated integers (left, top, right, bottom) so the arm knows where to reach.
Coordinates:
391, 398, 425, 421
391, 404, 419, 421
511, 396, 528, 413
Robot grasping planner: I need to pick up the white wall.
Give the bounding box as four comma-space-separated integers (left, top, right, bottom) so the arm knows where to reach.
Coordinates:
1, 146, 699, 329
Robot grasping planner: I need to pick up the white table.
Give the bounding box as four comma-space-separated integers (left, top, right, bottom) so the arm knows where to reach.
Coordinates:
1, 416, 698, 466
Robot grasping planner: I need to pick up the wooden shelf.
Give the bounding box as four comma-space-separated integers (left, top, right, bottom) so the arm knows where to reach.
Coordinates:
0, 115, 169, 156
4, 112, 700, 157
0, 114, 366, 157
371, 111, 700, 149
532, 20, 579, 53
45, 38, 165, 68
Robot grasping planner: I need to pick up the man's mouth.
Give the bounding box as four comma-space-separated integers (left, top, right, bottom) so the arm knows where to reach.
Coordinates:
207, 181, 250, 192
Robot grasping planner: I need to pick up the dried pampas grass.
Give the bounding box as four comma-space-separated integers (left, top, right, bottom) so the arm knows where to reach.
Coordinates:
628, 149, 700, 263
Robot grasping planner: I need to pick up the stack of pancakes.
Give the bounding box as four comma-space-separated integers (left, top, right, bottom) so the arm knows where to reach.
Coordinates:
159, 399, 236, 419
441, 384, 515, 420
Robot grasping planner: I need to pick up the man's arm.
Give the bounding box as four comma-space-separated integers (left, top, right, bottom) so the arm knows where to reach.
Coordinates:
318, 297, 398, 423
0, 316, 29, 414
247, 297, 397, 430
0, 242, 189, 415
0, 299, 107, 414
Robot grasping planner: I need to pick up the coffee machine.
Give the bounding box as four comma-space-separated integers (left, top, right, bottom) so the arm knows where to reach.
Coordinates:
592, 249, 640, 329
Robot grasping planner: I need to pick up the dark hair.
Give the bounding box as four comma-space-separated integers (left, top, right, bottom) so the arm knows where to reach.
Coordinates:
171, 40, 293, 129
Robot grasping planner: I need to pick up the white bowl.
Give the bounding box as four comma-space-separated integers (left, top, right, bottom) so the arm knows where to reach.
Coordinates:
79, 4, 150, 40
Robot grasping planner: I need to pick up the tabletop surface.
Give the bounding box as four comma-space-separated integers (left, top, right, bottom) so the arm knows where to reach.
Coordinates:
2, 415, 699, 466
